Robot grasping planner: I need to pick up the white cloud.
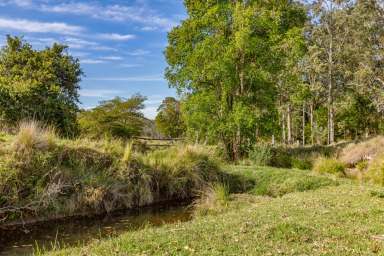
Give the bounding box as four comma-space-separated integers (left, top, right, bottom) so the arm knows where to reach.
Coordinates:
80, 89, 122, 97
84, 75, 164, 82
99, 56, 123, 61
0, 17, 83, 35
128, 49, 150, 56
120, 63, 143, 68
142, 106, 158, 119
38, 2, 178, 31
81, 59, 105, 64
99, 33, 136, 41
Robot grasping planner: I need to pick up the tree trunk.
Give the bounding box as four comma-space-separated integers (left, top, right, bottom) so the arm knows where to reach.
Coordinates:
310, 103, 314, 145
287, 104, 292, 145
282, 110, 286, 144
302, 103, 305, 146
233, 126, 241, 161
327, 3, 335, 145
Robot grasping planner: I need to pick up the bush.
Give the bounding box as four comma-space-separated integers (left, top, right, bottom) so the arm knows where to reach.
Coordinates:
249, 144, 272, 166
313, 158, 345, 176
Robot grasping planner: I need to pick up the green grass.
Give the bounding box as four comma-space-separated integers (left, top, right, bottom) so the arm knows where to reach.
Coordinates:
227, 165, 339, 197
37, 165, 384, 256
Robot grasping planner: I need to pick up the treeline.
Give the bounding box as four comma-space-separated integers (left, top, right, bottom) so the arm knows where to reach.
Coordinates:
165, 0, 384, 160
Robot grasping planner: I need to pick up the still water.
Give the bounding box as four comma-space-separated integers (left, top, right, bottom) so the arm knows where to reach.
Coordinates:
0, 204, 192, 255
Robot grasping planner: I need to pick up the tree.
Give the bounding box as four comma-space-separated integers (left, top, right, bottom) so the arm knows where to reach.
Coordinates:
165, 0, 306, 160
0, 36, 82, 135
155, 97, 185, 138
78, 95, 147, 139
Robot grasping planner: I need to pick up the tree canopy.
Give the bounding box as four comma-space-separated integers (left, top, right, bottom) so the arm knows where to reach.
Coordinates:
78, 95, 147, 139
0, 36, 82, 136
165, 0, 307, 159
155, 97, 185, 138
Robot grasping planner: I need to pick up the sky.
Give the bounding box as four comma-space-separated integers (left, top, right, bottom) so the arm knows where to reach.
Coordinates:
0, 0, 186, 119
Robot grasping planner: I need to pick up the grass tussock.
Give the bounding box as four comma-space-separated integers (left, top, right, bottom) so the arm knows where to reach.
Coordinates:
13, 120, 56, 155
313, 157, 346, 176
193, 183, 231, 216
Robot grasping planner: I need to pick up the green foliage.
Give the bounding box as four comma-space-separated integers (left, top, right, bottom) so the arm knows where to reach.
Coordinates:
155, 97, 185, 138
78, 95, 146, 139
0, 36, 82, 136
313, 158, 345, 176
165, 1, 307, 159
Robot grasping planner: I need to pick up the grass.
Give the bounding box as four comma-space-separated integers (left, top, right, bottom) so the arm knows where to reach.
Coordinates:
42, 166, 384, 255
313, 157, 346, 176
0, 123, 225, 225
227, 165, 338, 197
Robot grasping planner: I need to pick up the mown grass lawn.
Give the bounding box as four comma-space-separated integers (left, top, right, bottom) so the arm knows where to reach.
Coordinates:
43, 166, 384, 256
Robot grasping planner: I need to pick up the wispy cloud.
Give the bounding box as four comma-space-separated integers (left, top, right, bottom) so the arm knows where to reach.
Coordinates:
84, 75, 164, 82
128, 49, 150, 56
80, 89, 122, 97
15, 1, 179, 31
0, 17, 83, 35
120, 63, 143, 68
99, 33, 136, 41
81, 59, 106, 64
99, 56, 123, 61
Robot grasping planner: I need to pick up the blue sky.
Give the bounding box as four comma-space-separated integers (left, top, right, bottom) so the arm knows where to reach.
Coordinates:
0, 0, 186, 119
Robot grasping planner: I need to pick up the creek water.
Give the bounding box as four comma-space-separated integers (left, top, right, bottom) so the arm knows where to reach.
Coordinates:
0, 203, 192, 256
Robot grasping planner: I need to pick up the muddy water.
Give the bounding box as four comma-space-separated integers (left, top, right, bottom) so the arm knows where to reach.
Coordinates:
0, 203, 192, 256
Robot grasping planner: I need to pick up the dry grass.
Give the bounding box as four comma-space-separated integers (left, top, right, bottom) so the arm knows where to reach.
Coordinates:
13, 120, 56, 155
340, 136, 384, 166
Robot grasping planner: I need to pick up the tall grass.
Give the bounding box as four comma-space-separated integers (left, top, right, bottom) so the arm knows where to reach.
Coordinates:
13, 120, 56, 155
0, 135, 223, 225
313, 157, 345, 176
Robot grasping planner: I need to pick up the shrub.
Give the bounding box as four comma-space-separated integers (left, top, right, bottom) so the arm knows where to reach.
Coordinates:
313, 157, 345, 176
249, 144, 272, 166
